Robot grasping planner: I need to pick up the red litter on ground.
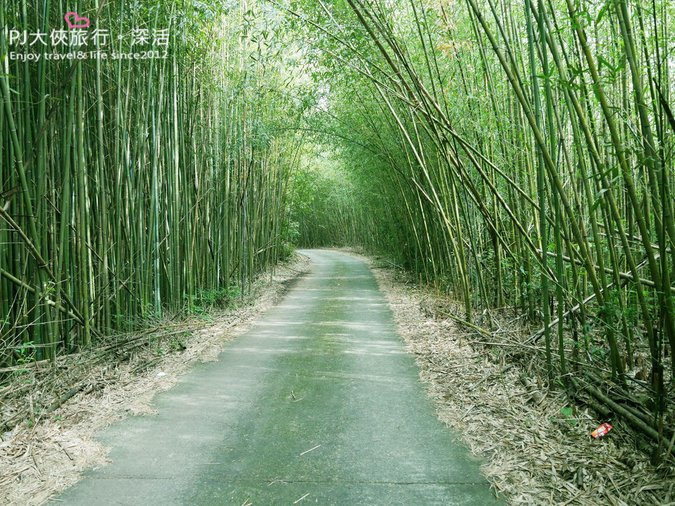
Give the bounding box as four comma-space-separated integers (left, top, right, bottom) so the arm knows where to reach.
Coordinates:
591, 422, 613, 439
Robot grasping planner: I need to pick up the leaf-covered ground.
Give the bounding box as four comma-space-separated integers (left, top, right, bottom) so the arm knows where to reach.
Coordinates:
368, 257, 675, 505
0, 254, 310, 506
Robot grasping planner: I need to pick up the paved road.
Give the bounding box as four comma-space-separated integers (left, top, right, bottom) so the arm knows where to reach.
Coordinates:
53, 250, 498, 505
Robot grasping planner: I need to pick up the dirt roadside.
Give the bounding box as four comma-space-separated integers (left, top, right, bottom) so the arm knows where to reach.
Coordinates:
3, 249, 673, 505
0, 253, 310, 506
366, 256, 674, 506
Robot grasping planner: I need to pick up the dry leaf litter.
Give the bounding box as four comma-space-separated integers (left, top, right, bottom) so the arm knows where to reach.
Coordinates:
3, 249, 673, 505
366, 256, 675, 506
0, 254, 310, 506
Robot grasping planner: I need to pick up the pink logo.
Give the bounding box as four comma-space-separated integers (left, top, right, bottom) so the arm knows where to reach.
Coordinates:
64, 12, 90, 29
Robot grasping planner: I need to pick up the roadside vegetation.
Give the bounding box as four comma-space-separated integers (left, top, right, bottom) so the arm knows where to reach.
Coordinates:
285, 0, 675, 464
0, 1, 307, 367
1, 0, 673, 492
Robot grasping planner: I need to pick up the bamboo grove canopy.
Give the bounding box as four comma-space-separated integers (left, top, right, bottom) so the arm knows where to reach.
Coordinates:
1, 0, 674, 458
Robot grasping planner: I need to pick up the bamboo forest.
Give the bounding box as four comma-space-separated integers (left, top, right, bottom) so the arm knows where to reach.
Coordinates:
1, 0, 674, 504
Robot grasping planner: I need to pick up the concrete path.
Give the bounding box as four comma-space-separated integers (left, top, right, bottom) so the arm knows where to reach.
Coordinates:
53, 250, 497, 505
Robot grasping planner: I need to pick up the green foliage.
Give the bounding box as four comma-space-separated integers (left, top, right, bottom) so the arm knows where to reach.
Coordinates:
1, 0, 673, 459
288, 144, 360, 247
186, 286, 241, 315
0, 0, 305, 364
15, 341, 36, 365
279, 0, 675, 436
553, 406, 578, 427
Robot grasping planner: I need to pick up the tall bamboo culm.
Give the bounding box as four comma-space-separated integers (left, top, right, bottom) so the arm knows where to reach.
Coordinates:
287, 0, 674, 460
0, 1, 300, 363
